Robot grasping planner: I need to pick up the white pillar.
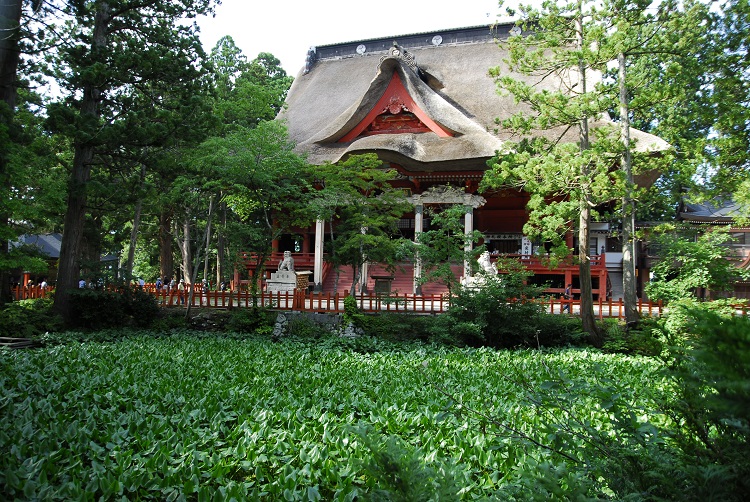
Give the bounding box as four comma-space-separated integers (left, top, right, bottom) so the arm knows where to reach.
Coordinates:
464, 206, 473, 279
413, 204, 424, 294
313, 219, 324, 291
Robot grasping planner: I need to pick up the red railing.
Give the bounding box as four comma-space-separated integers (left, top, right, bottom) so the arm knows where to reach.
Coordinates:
149, 288, 450, 314
12, 285, 750, 319
10, 286, 51, 300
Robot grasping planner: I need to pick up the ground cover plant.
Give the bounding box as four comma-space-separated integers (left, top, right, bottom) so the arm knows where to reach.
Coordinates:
2, 329, 670, 500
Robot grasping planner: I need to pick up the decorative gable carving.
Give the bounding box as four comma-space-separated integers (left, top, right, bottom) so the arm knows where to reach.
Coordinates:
338, 71, 453, 142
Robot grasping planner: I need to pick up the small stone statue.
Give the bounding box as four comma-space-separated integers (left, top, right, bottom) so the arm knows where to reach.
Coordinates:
477, 250, 498, 275
278, 251, 295, 272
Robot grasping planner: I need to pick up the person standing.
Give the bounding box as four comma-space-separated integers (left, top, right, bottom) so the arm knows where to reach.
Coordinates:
563, 283, 572, 313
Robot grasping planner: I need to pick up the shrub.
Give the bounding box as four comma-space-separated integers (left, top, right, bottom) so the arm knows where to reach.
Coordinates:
287, 315, 327, 339
68, 287, 158, 330
658, 308, 750, 499
357, 313, 434, 343
0, 298, 62, 338
601, 318, 663, 356
434, 274, 583, 348
343, 295, 362, 326
151, 309, 189, 331
226, 307, 274, 334
354, 427, 462, 500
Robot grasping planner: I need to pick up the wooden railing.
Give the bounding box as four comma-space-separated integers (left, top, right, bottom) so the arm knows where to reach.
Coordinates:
10, 286, 51, 301
150, 289, 451, 314
499, 253, 607, 269
12, 285, 750, 319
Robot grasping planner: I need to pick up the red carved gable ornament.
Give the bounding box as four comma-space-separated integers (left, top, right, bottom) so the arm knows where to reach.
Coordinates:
338, 72, 453, 142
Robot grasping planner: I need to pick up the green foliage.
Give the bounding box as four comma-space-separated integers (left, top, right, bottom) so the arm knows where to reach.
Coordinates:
2, 334, 670, 499
406, 193, 484, 293
309, 154, 411, 294
0, 298, 62, 339
151, 309, 190, 332
357, 313, 435, 343
645, 226, 748, 302
656, 309, 750, 499
355, 427, 461, 501
343, 294, 361, 325
601, 318, 663, 356
434, 263, 581, 348
67, 287, 159, 330
286, 316, 327, 339
225, 307, 274, 334
484, 140, 621, 254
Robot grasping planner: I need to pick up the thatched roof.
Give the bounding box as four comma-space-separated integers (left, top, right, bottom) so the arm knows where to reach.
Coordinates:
279, 23, 669, 171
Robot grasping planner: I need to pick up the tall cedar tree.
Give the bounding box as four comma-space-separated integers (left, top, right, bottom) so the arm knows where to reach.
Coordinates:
484, 0, 624, 342
46, 0, 217, 322
599, 0, 708, 323
0, 0, 46, 304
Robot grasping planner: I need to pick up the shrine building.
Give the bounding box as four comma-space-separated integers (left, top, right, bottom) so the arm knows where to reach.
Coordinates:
267, 23, 669, 298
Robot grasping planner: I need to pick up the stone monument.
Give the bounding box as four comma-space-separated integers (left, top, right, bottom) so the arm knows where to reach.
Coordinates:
267, 251, 297, 293
461, 250, 498, 288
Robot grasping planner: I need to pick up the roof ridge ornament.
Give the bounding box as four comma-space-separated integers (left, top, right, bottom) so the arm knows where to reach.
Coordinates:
303, 46, 317, 75
379, 42, 418, 73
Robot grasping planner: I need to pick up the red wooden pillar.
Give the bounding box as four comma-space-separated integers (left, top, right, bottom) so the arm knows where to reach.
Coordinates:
302, 232, 311, 254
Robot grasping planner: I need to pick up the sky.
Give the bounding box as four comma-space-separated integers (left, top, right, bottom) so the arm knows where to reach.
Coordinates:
195, 0, 505, 76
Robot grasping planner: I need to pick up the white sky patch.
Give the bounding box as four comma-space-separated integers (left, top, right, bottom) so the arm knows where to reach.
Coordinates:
195, 0, 503, 75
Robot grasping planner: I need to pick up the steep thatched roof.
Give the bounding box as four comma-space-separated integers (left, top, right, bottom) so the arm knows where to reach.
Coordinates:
279, 23, 669, 171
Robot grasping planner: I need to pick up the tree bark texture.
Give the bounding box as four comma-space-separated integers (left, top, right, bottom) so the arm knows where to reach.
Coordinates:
159, 210, 173, 282
54, 2, 111, 322
180, 215, 191, 283
575, 9, 601, 341
125, 199, 143, 278
0, 0, 23, 305
619, 52, 640, 325
216, 199, 226, 285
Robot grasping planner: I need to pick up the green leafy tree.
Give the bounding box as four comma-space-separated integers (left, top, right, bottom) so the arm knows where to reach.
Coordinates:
704, 0, 750, 217
199, 39, 294, 288
596, 0, 710, 322
309, 154, 411, 296
192, 120, 309, 297
0, 0, 53, 303
484, 0, 628, 342
43, 0, 218, 322
404, 194, 483, 296
645, 226, 748, 302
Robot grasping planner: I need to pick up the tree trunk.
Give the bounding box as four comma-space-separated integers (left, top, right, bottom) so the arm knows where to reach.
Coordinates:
179, 215, 191, 283
619, 52, 640, 325
575, 9, 601, 342
186, 196, 213, 318
578, 202, 601, 344
159, 210, 173, 283
54, 2, 111, 322
124, 200, 143, 279
202, 196, 214, 283
0, 0, 23, 305
124, 164, 146, 279
216, 197, 226, 286
0, 1, 22, 108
